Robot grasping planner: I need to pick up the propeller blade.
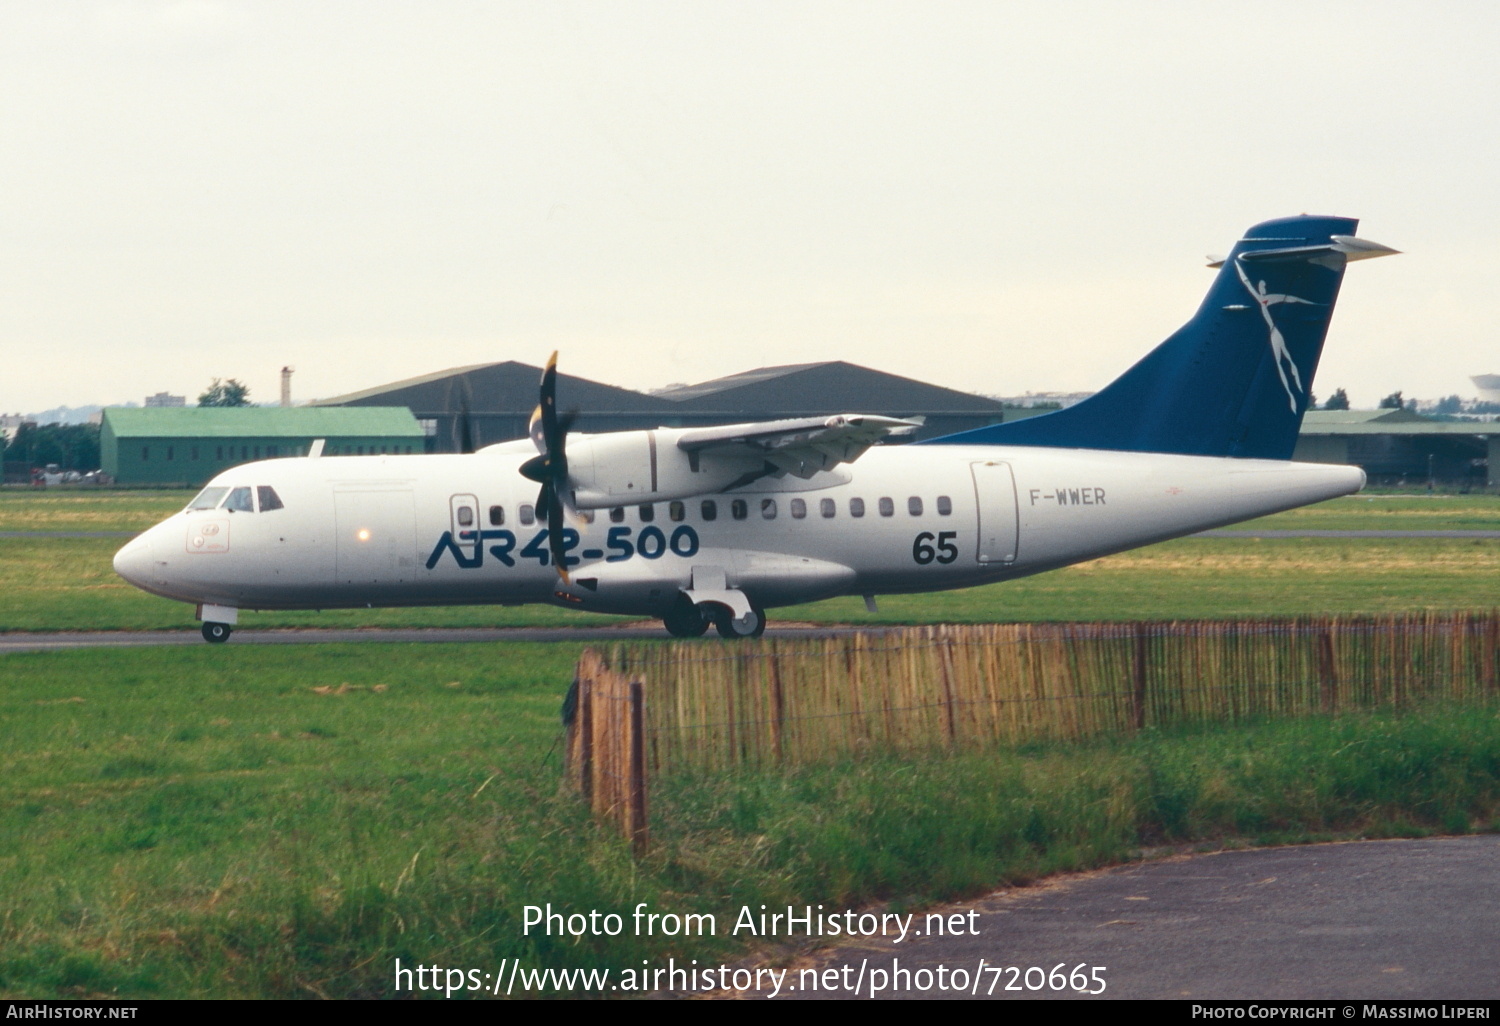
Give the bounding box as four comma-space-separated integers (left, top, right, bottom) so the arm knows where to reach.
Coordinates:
546, 489, 570, 584
521, 352, 573, 583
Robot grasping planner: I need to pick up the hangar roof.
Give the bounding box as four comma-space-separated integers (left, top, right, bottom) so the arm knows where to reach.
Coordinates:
1300, 410, 1500, 435
312, 361, 672, 414
102, 406, 423, 438
655, 361, 1010, 414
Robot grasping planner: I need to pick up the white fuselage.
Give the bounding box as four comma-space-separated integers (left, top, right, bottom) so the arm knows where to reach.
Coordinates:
113, 445, 1365, 620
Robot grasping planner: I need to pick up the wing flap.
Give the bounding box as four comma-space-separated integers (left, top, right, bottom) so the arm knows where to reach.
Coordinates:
677, 414, 919, 479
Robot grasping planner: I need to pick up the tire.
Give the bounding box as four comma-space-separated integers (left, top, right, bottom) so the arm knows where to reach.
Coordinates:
662, 597, 709, 638
201, 622, 232, 644
713, 604, 766, 639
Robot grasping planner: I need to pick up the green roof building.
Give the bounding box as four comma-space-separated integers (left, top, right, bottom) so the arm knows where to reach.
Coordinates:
100, 407, 424, 486
1294, 409, 1500, 487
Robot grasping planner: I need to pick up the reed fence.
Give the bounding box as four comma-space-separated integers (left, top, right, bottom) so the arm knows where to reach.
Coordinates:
597, 611, 1499, 776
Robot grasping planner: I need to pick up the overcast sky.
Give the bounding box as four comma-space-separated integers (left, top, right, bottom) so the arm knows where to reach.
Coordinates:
2, 1, 1496, 416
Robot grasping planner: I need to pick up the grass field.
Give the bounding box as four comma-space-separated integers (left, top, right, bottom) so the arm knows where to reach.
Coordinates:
2, 643, 1499, 998
1, 492, 1497, 632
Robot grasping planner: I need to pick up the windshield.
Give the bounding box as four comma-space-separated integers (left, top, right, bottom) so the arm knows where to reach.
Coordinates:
187, 487, 229, 511
223, 487, 255, 512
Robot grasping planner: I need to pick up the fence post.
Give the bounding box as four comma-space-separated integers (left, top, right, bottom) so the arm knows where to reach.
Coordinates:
769, 651, 784, 762
1317, 626, 1339, 714
1132, 623, 1149, 730
628, 681, 649, 857
937, 633, 957, 744
579, 669, 594, 808
1486, 611, 1499, 694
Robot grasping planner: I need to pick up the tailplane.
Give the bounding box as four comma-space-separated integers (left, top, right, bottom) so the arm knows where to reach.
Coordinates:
923, 215, 1396, 459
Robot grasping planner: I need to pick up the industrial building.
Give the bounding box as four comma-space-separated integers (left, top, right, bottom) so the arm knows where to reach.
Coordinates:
312, 360, 1023, 450
100, 407, 423, 486
1294, 409, 1500, 487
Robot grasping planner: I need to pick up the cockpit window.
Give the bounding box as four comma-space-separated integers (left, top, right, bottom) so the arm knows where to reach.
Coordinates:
187, 487, 228, 511
257, 486, 285, 512
223, 487, 255, 513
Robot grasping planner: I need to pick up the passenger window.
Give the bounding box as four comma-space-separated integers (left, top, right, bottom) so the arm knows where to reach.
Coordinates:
820, 498, 836, 518
701, 500, 717, 521
224, 487, 254, 513
849, 497, 865, 518
669, 501, 685, 522
187, 487, 228, 511
610, 507, 625, 523
519, 504, 536, 526
908, 496, 924, 516
937, 495, 952, 516
878, 497, 894, 517
638, 504, 655, 522
488, 505, 505, 526
257, 486, 285, 512
457, 506, 474, 527
791, 498, 807, 519
731, 499, 748, 520
761, 498, 777, 520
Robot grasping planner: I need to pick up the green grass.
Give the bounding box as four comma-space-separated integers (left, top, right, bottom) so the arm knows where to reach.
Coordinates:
2, 643, 1499, 997
0, 490, 194, 533
1236, 493, 1500, 532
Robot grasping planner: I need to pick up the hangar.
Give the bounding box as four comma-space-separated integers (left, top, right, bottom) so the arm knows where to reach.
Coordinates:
312, 360, 1021, 452
101, 407, 423, 486
310, 362, 675, 452
1294, 409, 1500, 488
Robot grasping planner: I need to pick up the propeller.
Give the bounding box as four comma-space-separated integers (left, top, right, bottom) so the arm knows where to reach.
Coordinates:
518, 352, 576, 582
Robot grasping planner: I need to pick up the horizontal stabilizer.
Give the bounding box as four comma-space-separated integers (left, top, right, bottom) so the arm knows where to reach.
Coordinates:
1208, 234, 1397, 268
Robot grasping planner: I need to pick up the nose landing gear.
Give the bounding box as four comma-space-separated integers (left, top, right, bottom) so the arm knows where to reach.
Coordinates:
660, 594, 767, 639
712, 604, 766, 639
201, 622, 233, 644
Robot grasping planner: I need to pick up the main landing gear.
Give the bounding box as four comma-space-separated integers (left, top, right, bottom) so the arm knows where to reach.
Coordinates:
201, 622, 233, 644
661, 596, 767, 639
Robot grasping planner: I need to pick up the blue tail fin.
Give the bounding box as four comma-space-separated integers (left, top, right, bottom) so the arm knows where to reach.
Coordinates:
922, 215, 1395, 460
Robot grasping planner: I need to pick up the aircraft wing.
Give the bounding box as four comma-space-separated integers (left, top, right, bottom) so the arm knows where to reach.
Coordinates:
676, 414, 921, 479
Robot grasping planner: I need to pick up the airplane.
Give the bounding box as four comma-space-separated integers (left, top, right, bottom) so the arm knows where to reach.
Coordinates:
114, 214, 1397, 642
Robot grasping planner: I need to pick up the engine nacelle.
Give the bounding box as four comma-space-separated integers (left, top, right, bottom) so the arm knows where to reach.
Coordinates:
565, 430, 761, 509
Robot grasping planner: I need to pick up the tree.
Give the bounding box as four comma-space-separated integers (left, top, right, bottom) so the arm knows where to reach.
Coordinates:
3, 422, 101, 470
198, 378, 251, 407
1435, 394, 1465, 415
1379, 390, 1404, 410
1322, 388, 1350, 410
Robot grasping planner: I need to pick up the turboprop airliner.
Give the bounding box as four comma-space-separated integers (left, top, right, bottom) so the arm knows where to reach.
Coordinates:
114, 215, 1396, 642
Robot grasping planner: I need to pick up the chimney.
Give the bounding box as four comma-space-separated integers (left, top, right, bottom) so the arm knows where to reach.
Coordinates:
280, 366, 294, 407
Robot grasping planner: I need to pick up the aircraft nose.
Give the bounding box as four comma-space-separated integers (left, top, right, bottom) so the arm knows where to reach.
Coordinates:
113, 534, 155, 587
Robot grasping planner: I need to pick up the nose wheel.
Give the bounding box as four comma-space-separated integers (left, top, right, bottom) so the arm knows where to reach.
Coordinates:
201, 622, 233, 644
713, 604, 766, 639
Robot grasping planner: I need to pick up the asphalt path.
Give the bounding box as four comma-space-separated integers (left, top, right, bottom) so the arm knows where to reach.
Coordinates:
754, 835, 1500, 1001
0, 624, 875, 653
1196, 529, 1500, 538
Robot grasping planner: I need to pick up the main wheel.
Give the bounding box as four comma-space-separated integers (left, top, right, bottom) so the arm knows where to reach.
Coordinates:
713, 604, 766, 639
662, 597, 710, 638
201, 622, 232, 644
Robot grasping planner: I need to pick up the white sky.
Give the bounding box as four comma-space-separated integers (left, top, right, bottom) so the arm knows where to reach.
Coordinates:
2, 1, 1496, 415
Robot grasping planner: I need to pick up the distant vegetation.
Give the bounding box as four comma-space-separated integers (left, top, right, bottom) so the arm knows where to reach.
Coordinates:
2, 422, 100, 472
